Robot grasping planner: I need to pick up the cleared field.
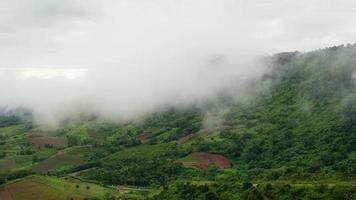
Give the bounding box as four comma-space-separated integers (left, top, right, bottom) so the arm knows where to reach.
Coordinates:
0, 188, 12, 200
0, 159, 16, 172
32, 146, 90, 173
30, 136, 68, 148
5, 175, 115, 200
176, 152, 231, 170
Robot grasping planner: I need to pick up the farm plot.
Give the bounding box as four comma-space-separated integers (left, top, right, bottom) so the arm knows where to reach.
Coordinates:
5, 175, 114, 200
30, 136, 68, 148
0, 159, 16, 172
0, 188, 12, 200
176, 152, 231, 170
32, 146, 90, 173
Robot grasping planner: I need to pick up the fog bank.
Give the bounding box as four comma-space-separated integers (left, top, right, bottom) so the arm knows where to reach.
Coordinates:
1, 0, 355, 125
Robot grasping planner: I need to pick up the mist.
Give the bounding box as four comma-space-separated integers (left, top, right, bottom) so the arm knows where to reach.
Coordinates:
1, 0, 356, 125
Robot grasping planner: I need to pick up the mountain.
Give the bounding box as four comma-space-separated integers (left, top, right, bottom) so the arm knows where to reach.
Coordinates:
1, 45, 355, 199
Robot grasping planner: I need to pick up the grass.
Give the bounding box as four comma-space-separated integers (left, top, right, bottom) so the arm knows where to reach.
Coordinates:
0, 125, 30, 156
0, 125, 27, 137
12, 155, 32, 169
176, 153, 204, 163
33, 148, 58, 162
0, 156, 33, 172
5, 175, 116, 200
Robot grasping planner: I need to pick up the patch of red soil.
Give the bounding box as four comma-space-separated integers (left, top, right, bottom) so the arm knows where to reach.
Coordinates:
183, 152, 232, 170
0, 188, 13, 200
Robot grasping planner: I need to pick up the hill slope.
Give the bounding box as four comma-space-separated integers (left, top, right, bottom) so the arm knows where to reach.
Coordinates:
0, 44, 355, 199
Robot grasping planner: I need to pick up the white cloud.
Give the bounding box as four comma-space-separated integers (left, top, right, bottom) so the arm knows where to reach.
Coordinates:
0, 0, 355, 124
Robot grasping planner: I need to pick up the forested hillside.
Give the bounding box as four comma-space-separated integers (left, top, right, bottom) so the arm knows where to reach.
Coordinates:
1, 45, 355, 199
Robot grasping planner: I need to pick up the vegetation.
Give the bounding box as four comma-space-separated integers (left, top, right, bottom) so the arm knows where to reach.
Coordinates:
0, 45, 355, 199
0, 175, 116, 200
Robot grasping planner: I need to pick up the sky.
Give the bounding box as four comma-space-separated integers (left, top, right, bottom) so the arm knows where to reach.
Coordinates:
0, 0, 355, 124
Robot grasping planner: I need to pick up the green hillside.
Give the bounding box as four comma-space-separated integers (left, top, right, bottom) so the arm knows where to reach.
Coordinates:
0, 45, 355, 199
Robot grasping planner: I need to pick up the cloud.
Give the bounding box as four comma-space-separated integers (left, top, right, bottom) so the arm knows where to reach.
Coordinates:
0, 0, 355, 125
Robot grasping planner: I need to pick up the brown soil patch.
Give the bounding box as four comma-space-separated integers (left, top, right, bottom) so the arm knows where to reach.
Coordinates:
180, 152, 231, 170
30, 137, 68, 148
0, 188, 13, 200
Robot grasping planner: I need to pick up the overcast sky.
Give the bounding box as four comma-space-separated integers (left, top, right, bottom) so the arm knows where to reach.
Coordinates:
1, 0, 355, 124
